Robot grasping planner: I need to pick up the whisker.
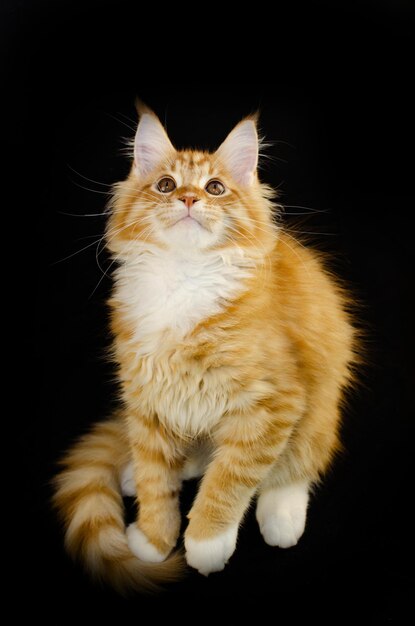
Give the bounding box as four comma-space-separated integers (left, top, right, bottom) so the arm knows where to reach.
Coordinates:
88, 247, 122, 299
116, 111, 138, 126
95, 232, 109, 276
68, 180, 112, 196
224, 222, 272, 282
278, 234, 312, 280
88, 235, 139, 300
58, 211, 109, 218
67, 164, 115, 188
93, 216, 155, 280
286, 228, 336, 236
53, 238, 104, 264
282, 204, 328, 214
230, 212, 334, 238
103, 111, 137, 133
54, 213, 152, 266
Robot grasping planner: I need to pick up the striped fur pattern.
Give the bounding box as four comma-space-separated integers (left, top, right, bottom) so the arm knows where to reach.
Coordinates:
53, 103, 358, 592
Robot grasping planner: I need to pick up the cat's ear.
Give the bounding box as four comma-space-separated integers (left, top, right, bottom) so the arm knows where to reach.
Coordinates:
134, 101, 175, 177
216, 116, 259, 186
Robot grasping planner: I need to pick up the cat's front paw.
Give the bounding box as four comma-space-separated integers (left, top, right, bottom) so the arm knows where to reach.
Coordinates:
126, 524, 169, 563
184, 525, 238, 576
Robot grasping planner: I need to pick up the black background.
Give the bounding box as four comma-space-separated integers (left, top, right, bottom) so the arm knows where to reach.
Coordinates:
6, 0, 413, 620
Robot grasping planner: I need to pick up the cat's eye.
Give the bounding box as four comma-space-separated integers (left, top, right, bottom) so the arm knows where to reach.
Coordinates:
157, 177, 176, 193
205, 180, 226, 196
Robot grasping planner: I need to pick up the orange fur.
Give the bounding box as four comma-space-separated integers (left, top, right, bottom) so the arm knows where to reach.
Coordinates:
53, 415, 184, 593
54, 105, 358, 592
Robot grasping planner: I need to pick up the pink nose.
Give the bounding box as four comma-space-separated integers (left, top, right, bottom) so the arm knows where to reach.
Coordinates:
179, 195, 199, 210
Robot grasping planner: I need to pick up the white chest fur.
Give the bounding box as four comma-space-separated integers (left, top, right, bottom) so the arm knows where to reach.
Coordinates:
113, 246, 254, 435
114, 246, 252, 341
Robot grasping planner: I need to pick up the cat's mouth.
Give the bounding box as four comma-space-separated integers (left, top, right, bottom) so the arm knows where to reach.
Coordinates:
171, 215, 208, 231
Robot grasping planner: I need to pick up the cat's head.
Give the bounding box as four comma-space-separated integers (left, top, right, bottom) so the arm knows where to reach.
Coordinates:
107, 103, 277, 257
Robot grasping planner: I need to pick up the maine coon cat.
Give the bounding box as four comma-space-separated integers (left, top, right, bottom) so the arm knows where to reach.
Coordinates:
54, 103, 357, 593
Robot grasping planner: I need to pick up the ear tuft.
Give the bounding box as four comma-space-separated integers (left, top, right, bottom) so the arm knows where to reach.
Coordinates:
134, 98, 154, 117
216, 117, 259, 186
133, 101, 174, 177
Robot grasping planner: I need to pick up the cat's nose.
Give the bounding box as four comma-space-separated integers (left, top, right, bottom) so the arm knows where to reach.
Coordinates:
179, 194, 200, 210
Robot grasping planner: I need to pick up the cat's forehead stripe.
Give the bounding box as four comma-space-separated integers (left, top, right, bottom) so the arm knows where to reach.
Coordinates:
177, 151, 212, 167
169, 152, 214, 185
177, 151, 209, 165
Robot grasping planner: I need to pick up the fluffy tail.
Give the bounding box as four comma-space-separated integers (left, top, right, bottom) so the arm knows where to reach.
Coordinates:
52, 416, 183, 594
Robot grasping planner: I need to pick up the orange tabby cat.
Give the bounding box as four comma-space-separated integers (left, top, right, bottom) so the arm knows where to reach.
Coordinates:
53, 103, 357, 593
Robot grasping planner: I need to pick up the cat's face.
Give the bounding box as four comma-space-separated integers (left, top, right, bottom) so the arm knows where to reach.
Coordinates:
126, 151, 251, 252
108, 106, 275, 256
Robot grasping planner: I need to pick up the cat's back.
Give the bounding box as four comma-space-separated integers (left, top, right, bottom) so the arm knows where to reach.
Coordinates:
272, 231, 348, 314
271, 231, 355, 372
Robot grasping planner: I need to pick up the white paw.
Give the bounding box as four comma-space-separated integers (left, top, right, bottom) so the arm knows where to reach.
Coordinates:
126, 524, 168, 563
185, 525, 238, 576
120, 462, 136, 497
256, 482, 309, 549
259, 511, 306, 548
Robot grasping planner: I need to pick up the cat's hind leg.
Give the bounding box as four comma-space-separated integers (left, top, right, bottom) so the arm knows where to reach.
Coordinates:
257, 396, 341, 548
256, 480, 310, 548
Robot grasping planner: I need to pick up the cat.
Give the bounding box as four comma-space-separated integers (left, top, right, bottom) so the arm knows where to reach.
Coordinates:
53, 102, 358, 593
